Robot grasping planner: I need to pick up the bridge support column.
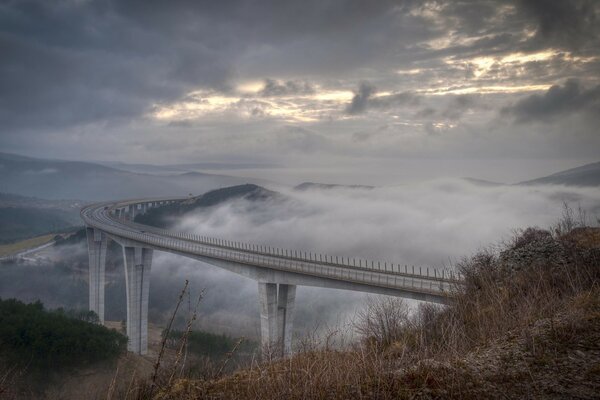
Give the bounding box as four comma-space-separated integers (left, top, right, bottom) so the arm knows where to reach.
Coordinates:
123, 246, 153, 355
258, 282, 296, 357
86, 227, 107, 324
128, 204, 136, 220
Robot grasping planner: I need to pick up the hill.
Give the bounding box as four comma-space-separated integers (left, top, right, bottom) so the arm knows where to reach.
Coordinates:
519, 161, 600, 186
294, 182, 374, 191
0, 192, 83, 210
0, 152, 263, 201
135, 184, 280, 228
0, 207, 79, 243
0, 192, 83, 243
461, 177, 505, 186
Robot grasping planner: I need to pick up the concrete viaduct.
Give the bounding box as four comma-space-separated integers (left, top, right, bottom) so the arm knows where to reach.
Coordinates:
81, 198, 461, 356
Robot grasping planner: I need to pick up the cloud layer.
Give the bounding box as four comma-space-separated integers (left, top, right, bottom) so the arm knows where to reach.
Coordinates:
148, 181, 600, 335
1, 0, 598, 166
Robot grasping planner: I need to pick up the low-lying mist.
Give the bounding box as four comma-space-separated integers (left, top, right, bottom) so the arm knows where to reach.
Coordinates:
2, 179, 599, 341
177, 180, 600, 266
159, 179, 600, 337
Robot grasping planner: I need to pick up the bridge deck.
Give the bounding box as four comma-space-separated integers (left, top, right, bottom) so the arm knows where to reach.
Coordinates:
81, 198, 462, 302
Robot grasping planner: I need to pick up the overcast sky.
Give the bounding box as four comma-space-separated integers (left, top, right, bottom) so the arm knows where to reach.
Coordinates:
1, 0, 599, 183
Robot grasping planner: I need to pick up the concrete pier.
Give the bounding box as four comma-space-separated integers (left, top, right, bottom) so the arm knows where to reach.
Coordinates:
123, 246, 153, 354
86, 227, 107, 324
128, 204, 136, 220
259, 282, 296, 357
83, 198, 457, 356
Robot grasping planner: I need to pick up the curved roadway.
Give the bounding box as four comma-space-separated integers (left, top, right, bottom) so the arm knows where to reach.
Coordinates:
81, 198, 461, 304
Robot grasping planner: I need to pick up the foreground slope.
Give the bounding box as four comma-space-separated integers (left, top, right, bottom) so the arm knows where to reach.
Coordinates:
149, 226, 600, 399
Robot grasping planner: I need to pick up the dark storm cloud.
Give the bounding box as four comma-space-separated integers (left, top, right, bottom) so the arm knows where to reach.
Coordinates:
346, 82, 422, 115
371, 91, 422, 110
0, 0, 233, 131
501, 80, 600, 122
518, 0, 600, 52
434, 0, 600, 56
413, 95, 485, 121
258, 79, 315, 97
346, 82, 376, 115
0, 0, 420, 133
1, 0, 599, 161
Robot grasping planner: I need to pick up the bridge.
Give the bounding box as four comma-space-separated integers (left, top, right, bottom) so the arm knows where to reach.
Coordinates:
81, 197, 461, 356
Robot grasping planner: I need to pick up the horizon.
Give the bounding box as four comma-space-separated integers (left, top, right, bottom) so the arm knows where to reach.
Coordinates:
2, 149, 599, 186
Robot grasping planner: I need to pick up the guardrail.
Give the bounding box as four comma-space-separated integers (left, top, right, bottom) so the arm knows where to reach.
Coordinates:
82, 199, 463, 297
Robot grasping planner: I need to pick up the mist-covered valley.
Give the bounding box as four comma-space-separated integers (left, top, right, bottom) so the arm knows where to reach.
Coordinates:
4, 1, 600, 397
3, 167, 599, 341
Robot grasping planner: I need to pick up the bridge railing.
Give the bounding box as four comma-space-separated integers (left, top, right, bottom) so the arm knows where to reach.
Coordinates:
117, 212, 462, 284
81, 200, 462, 295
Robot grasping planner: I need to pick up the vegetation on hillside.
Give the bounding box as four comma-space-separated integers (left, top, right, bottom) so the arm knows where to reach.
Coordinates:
124, 209, 600, 399
0, 207, 79, 243
135, 184, 279, 228
164, 330, 256, 360
0, 299, 127, 369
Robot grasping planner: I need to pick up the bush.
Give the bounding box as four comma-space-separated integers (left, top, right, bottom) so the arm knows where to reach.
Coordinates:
355, 296, 410, 349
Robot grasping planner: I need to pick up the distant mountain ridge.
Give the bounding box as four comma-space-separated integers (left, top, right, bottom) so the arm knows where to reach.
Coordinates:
461, 177, 504, 187
0, 192, 83, 211
518, 161, 600, 187
0, 207, 80, 243
0, 152, 264, 201
100, 160, 281, 174
294, 182, 374, 191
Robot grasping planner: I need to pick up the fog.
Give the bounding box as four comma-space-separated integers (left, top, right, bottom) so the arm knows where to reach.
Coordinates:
176, 180, 600, 266
152, 179, 600, 337
2, 179, 599, 341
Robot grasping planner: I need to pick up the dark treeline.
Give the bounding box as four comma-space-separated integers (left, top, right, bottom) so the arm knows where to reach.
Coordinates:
0, 298, 127, 369
164, 329, 257, 359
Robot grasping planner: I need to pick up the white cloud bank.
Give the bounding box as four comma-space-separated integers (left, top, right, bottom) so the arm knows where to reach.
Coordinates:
175, 180, 600, 266
149, 180, 599, 338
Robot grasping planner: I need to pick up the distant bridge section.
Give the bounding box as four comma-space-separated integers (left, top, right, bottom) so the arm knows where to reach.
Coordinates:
81, 198, 462, 356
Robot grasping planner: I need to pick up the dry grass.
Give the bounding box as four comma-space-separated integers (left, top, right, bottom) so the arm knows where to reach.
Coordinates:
171, 232, 596, 398
110, 217, 600, 399
3, 211, 598, 400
